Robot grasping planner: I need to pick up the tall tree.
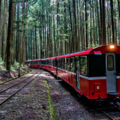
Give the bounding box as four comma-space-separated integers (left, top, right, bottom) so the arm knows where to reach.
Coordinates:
101, 0, 106, 45
85, 0, 88, 48
6, 0, 13, 72
11, 1, 16, 65
0, 0, 2, 58
118, 0, 120, 45
110, 0, 115, 44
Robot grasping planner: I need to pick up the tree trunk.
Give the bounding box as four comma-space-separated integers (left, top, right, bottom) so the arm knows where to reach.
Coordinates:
35, 26, 38, 59
6, 0, 13, 72
21, 1, 26, 65
73, 0, 77, 52
11, 1, 16, 65
100, 0, 106, 45
85, 0, 88, 48
110, 0, 115, 44
0, 0, 2, 58
3, 0, 8, 62
68, 0, 73, 53
118, 0, 120, 45
16, 3, 20, 62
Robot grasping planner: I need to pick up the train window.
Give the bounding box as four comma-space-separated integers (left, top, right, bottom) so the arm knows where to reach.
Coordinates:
107, 55, 114, 71
89, 55, 105, 77
49, 60, 51, 65
66, 58, 71, 71
58, 59, 61, 68
55, 59, 57, 67
60, 59, 62, 69
66, 59, 68, 70
54, 60, 57, 67
36, 61, 38, 64
42, 61, 46, 64
80, 56, 87, 75
61, 59, 64, 69
64, 58, 67, 70
53, 60, 54, 67
75, 56, 80, 70
62, 58, 65, 69
116, 54, 120, 75
71, 57, 75, 73
61, 59, 62, 69
51, 60, 53, 66
54, 60, 56, 67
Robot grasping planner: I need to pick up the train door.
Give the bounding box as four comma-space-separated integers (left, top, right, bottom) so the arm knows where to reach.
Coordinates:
106, 53, 118, 94
75, 56, 80, 90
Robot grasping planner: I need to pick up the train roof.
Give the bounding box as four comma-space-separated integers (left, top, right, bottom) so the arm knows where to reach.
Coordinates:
25, 45, 120, 62
57, 45, 120, 59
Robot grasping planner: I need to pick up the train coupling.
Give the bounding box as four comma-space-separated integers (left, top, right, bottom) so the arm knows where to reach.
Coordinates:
113, 98, 120, 107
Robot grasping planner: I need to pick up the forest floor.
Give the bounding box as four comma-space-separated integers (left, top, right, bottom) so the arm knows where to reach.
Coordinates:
0, 69, 105, 120
0, 62, 30, 84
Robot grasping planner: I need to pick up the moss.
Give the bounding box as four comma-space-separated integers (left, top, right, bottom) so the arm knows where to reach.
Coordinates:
45, 80, 56, 120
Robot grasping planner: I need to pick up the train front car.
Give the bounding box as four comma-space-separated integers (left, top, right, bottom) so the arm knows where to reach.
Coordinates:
59, 45, 120, 107
86, 45, 120, 107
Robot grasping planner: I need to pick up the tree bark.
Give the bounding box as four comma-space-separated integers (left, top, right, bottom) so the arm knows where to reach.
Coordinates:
118, 0, 120, 45
0, 0, 2, 58
16, 3, 20, 62
85, 0, 88, 48
6, 0, 13, 72
11, 1, 16, 65
100, 0, 106, 45
110, 0, 115, 44
3, 0, 8, 62
35, 26, 38, 59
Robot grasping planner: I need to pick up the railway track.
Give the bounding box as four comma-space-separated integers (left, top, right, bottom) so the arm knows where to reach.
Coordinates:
0, 70, 40, 106
101, 110, 120, 120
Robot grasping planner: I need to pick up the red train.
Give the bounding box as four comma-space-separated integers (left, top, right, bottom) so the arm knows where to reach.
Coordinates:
25, 45, 120, 106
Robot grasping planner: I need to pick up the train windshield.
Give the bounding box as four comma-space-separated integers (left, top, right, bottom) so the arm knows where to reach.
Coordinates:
89, 55, 105, 77
89, 54, 120, 77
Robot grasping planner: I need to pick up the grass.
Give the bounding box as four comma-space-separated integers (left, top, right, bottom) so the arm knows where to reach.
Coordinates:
45, 80, 56, 120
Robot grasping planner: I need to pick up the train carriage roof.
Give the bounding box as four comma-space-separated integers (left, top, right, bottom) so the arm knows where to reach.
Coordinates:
57, 45, 120, 59
25, 45, 120, 62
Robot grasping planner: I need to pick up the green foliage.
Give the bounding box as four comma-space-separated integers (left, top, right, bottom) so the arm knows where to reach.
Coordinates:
0, 57, 3, 63
14, 61, 19, 66
20, 68, 24, 73
11, 65, 18, 71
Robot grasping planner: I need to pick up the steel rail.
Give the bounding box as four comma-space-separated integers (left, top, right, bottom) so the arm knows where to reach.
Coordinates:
0, 70, 32, 86
0, 72, 35, 94
102, 110, 115, 120
0, 71, 40, 106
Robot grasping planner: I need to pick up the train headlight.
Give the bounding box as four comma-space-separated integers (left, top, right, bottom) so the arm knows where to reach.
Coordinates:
97, 86, 100, 90
110, 45, 114, 49
94, 83, 101, 92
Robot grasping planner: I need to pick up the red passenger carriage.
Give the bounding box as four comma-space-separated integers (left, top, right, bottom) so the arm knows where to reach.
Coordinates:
25, 45, 120, 106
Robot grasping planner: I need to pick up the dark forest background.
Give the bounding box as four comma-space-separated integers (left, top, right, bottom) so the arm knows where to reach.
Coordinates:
0, 0, 120, 71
